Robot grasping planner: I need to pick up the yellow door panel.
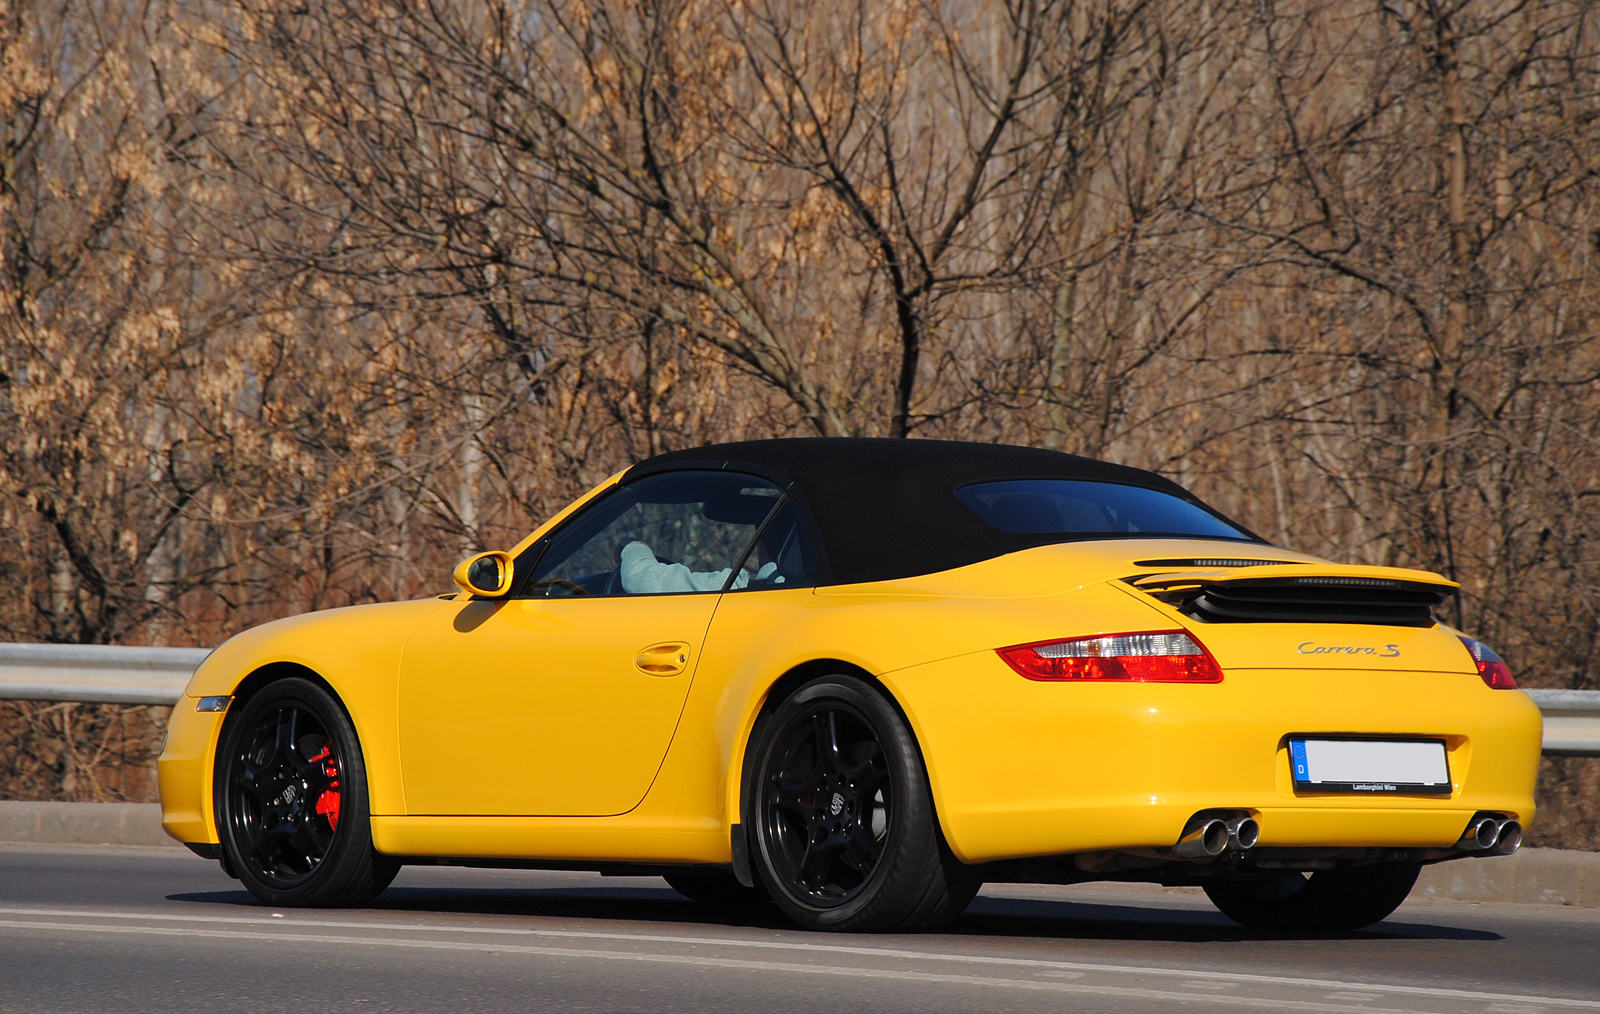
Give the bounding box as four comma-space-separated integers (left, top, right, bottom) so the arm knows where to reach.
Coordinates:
398, 594, 719, 816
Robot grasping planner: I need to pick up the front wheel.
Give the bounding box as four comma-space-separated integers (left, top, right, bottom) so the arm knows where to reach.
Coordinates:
749, 677, 978, 932
216, 677, 400, 907
1203, 863, 1422, 932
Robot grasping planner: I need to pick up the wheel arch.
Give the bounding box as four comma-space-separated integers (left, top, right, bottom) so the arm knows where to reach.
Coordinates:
229, 660, 337, 706
209, 661, 401, 905
217, 661, 350, 750
728, 657, 940, 887
210, 662, 363, 822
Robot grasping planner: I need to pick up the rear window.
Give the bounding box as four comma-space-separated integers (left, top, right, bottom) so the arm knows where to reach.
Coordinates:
955, 479, 1252, 540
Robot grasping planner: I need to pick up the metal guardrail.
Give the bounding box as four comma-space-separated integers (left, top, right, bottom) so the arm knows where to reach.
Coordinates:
0, 643, 207, 706
1524, 690, 1600, 757
0, 643, 1596, 755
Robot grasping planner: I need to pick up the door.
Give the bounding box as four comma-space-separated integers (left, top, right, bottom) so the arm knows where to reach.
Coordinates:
397, 469, 786, 816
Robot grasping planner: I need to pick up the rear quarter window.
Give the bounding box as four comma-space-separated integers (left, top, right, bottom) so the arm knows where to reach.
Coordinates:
955, 479, 1251, 540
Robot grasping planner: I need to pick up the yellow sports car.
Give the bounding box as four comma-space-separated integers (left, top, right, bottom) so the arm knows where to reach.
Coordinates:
159, 439, 1541, 932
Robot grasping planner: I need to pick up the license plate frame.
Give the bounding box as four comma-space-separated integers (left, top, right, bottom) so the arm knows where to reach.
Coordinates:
1288, 737, 1451, 795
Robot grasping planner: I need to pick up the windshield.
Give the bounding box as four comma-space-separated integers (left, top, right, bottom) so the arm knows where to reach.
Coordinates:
955, 479, 1253, 541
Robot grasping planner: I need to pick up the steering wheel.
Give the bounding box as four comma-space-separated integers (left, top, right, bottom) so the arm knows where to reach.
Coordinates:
533, 577, 590, 597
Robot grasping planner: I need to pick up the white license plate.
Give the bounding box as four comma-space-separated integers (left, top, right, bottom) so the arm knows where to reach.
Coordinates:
1289, 738, 1451, 794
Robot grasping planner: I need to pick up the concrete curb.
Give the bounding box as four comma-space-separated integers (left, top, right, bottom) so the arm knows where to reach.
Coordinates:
1413, 847, 1600, 907
0, 801, 179, 848
2, 801, 1596, 907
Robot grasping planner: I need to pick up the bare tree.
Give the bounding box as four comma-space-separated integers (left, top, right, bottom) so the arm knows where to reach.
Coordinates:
3, 0, 1599, 845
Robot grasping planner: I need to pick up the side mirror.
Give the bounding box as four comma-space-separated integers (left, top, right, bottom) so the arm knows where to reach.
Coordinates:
452, 551, 514, 598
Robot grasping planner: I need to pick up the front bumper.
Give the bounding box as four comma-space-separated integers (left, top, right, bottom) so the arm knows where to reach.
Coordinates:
881, 655, 1542, 865
157, 697, 226, 845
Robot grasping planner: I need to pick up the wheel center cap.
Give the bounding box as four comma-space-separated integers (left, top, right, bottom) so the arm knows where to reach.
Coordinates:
829, 792, 845, 816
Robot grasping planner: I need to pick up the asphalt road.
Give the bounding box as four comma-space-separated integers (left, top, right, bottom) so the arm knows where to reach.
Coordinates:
2, 844, 1597, 1014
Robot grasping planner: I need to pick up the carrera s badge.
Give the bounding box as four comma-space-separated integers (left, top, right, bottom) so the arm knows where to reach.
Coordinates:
1297, 642, 1401, 658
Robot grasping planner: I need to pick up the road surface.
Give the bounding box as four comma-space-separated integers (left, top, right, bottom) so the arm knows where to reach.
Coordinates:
2, 843, 1597, 1013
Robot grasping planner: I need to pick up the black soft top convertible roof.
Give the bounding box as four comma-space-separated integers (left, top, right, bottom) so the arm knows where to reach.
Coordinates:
630, 438, 1248, 585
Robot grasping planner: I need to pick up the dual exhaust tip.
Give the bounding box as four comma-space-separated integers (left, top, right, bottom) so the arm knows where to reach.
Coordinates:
1174, 814, 1259, 858
1172, 811, 1521, 860
1457, 814, 1522, 856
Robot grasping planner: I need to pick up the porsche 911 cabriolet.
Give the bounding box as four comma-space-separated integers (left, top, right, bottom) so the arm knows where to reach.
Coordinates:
159, 439, 1541, 932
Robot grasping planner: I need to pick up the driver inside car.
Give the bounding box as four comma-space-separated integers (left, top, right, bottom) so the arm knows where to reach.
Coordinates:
619, 540, 779, 594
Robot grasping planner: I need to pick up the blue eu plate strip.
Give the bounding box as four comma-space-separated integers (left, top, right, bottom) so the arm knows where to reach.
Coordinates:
1290, 739, 1310, 782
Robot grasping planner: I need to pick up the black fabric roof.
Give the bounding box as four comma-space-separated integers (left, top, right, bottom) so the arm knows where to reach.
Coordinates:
629, 438, 1246, 585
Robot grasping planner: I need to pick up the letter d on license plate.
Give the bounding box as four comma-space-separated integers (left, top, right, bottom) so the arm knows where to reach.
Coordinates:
1289, 738, 1451, 794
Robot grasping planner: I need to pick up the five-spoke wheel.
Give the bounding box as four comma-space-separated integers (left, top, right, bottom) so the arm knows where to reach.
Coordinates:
216, 678, 399, 906
762, 705, 891, 905
749, 677, 977, 931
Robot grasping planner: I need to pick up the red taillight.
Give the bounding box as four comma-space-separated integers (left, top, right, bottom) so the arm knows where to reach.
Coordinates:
1460, 636, 1516, 689
998, 631, 1223, 683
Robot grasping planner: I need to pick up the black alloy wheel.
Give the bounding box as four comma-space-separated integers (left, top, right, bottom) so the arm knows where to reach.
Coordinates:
749, 677, 978, 931
1203, 862, 1423, 932
763, 705, 891, 905
216, 678, 399, 907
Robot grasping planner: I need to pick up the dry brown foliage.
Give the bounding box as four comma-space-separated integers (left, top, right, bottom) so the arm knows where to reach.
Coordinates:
1, 0, 1597, 845
0, 701, 167, 801
1536, 757, 1600, 849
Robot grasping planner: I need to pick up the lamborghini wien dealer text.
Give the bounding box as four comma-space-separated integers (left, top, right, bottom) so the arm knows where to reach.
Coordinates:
159, 439, 1541, 932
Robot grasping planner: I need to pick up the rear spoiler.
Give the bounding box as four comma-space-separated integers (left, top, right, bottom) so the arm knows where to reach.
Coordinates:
1127, 564, 1459, 627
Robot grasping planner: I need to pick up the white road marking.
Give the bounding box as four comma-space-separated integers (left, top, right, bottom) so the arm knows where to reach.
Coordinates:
0, 904, 1594, 1012
0, 917, 1457, 1014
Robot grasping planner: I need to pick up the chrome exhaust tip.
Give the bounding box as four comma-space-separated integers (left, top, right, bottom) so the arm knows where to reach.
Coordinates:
1226, 816, 1260, 851
1174, 818, 1230, 858
1493, 820, 1523, 856
1458, 815, 1502, 852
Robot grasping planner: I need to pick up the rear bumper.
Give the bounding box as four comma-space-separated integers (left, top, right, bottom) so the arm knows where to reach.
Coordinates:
881, 655, 1542, 864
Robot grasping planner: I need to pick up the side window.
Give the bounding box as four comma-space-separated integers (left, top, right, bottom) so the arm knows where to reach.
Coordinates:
726, 498, 814, 591
520, 471, 785, 597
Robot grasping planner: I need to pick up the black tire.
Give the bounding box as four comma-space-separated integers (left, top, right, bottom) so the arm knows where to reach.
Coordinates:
748, 676, 979, 932
1203, 862, 1422, 932
662, 870, 770, 909
215, 677, 400, 907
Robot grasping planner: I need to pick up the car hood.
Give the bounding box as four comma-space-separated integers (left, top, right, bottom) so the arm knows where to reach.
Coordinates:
183, 597, 455, 698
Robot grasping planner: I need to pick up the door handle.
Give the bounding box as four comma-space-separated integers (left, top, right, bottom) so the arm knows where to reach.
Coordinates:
634, 642, 691, 676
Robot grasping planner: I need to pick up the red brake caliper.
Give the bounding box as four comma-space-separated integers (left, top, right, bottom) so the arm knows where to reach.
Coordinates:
306, 745, 342, 832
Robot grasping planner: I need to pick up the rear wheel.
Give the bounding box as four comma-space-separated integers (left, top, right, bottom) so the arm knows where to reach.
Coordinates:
216, 678, 400, 907
1203, 863, 1421, 932
749, 677, 978, 932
